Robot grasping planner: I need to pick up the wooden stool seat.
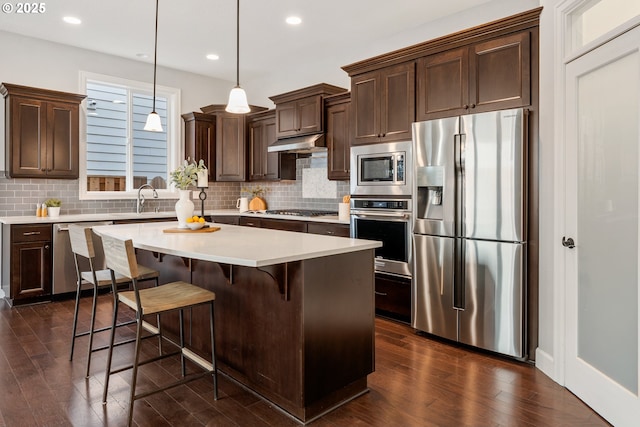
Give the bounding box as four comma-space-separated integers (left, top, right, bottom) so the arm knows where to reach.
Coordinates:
80, 264, 158, 288
118, 281, 215, 315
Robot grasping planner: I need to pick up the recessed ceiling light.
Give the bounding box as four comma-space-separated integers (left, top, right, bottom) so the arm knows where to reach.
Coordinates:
206, 54, 220, 61
136, 53, 149, 59
63, 16, 82, 25
286, 16, 302, 25
112, 100, 126, 104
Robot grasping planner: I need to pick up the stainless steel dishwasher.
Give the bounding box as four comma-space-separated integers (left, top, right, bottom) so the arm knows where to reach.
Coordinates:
52, 221, 113, 295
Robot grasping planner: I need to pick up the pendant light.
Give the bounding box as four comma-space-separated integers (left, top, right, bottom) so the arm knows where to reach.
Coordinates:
225, 0, 250, 114
144, 0, 163, 131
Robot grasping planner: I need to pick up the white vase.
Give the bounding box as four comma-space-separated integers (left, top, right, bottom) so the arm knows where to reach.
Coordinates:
175, 189, 194, 228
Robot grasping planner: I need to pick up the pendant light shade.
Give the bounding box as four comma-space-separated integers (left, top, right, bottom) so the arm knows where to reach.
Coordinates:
226, 87, 250, 114
144, 111, 163, 131
144, 0, 163, 132
225, 0, 250, 114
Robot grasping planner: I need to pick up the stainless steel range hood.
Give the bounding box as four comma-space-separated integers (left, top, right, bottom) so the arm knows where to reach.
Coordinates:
267, 133, 326, 154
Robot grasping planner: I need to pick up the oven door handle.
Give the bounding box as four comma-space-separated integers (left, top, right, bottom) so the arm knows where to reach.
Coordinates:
352, 212, 410, 220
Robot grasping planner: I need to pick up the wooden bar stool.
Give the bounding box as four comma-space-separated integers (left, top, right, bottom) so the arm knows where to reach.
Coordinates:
68, 224, 161, 378
100, 234, 218, 427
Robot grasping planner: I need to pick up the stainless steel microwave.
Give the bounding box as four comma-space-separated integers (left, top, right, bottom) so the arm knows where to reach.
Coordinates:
350, 141, 412, 197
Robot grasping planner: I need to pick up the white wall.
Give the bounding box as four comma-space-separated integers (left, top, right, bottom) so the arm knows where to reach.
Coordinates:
0, 30, 233, 172
246, 0, 540, 108
535, 0, 559, 379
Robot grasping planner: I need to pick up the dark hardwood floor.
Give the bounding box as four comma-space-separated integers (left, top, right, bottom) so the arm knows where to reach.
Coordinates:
0, 295, 609, 427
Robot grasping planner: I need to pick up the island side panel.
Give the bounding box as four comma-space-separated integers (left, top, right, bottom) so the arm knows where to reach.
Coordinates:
190, 259, 305, 413
302, 249, 375, 407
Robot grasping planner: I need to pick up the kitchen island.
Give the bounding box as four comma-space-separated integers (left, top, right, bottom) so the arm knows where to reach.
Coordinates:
93, 221, 380, 423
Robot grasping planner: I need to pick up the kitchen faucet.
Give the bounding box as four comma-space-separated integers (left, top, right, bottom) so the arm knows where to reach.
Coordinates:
137, 183, 158, 214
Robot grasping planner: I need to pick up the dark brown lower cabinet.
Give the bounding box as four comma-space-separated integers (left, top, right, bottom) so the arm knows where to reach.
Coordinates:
374, 272, 411, 324
3, 224, 52, 305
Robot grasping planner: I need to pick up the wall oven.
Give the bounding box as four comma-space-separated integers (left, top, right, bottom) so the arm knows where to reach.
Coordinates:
350, 198, 412, 278
350, 141, 412, 197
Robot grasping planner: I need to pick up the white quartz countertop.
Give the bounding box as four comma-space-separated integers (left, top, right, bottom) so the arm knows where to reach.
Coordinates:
92, 221, 379, 267
0, 209, 349, 225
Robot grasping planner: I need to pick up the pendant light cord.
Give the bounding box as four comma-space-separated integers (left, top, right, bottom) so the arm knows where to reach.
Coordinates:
235, 0, 240, 87
152, 0, 159, 112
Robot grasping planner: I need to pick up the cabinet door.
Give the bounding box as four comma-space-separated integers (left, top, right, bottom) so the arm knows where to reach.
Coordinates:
183, 113, 215, 182
263, 116, 280, 180
9, 96, 47, 177
275, 100, 298, 138
10, 240, 51, 300
248, 119, 265, 180
249, 113, 281, 181
470, 31, 531, 113
326, 101, 350, 180
416, 47, 469, 121
46, 100, 79, 178
216, 114, 246, 181
351, 71, 380, 145
297, 96, 322, 135
379, 62, 415, 142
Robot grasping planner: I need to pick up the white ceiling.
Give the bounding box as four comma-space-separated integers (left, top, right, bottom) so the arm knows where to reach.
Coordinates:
0, 0, 492, 85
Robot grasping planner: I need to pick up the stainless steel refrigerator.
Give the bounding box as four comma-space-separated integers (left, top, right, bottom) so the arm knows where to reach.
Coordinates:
411, 108, 526, 358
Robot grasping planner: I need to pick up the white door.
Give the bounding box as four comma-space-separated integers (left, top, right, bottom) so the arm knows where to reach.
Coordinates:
564, 25, 640, 426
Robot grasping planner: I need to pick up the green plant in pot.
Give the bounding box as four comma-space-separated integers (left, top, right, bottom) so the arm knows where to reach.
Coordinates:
45, 198, 62, 217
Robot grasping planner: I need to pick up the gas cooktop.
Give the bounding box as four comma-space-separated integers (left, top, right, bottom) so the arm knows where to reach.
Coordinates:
264, 209, 338, 217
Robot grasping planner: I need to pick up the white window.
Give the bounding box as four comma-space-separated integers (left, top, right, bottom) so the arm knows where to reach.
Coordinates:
79, 72, 181, 200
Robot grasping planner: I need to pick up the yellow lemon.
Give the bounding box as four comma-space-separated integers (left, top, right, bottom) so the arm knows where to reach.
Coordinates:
198, 217, 205, 223
186, 217, 194, 223
192, 215, 199, 221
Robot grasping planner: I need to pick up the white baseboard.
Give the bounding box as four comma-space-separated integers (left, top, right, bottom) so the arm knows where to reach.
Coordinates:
535, 347, 561, 384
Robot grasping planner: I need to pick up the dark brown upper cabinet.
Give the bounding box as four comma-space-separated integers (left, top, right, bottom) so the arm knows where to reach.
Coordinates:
247, 110, 295, 181
182, 112, 215, 182
269, 83, 346, 139
200, 104, 267, 182
416, 31, 531, 121
350, 62, 415, 145
324, 92, 351, 181
1, 83, 85, 179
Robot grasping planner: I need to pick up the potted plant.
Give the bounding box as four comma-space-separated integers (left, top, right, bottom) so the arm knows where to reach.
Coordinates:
44, 198, 62, 217
170, 159, 207, 228
242, 186, 268, 211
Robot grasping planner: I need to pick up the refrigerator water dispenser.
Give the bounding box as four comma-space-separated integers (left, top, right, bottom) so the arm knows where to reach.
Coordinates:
416, 166, 444, 220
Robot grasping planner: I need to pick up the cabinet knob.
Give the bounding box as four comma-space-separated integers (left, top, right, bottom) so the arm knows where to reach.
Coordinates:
463, 104, 469, 110
470, 103, 476, 109
44, 244, 50, 250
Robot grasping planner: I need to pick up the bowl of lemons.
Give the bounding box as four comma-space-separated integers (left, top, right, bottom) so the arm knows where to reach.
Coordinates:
186, 215, 206, 230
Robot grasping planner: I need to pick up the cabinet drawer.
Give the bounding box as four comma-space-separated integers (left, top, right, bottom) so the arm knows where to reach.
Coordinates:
307, 222, 350, 237
211, 215, 240, 225
260, 218, 307, 233
11, 224, 52, 242
239, 217, 261, 228
375, 273, 411, 323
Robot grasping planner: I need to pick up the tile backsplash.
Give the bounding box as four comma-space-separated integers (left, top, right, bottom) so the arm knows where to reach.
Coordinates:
0, 156, 349, 217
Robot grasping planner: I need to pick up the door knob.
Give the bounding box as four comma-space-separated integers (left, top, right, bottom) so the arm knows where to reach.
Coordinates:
562, 236, 575, 248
